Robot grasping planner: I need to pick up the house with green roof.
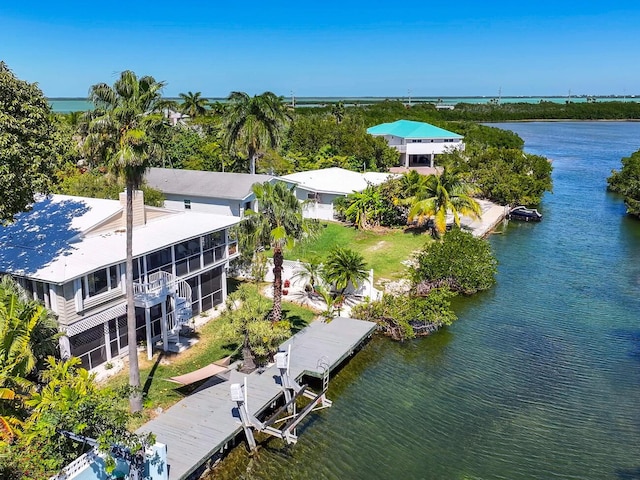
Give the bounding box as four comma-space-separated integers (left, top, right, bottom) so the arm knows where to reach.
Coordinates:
367, 119, 464, 168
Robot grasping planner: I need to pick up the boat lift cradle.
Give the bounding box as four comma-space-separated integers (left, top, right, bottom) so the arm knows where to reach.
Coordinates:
230, 346, 332, 451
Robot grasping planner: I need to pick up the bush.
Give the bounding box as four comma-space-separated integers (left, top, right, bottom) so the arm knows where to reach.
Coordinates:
608, 149, 640, 217
351, 290, 457, 340
410, 229, 497, 295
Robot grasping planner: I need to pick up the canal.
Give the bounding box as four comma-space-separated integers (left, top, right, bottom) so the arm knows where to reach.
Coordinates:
214, 122, 640, 480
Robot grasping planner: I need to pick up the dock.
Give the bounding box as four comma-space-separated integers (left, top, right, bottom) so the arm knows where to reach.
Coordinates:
136, 317, 377, 480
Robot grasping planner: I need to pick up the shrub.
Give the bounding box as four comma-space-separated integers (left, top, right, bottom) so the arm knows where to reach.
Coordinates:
410, 229, 497, 295
351, 290, 457, 340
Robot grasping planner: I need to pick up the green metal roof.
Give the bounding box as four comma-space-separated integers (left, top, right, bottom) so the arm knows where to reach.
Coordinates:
367, 119, 463, 139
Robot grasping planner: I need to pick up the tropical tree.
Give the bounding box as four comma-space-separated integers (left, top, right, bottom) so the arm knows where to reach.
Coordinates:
407, 167, 482, 235
236, 181, 317, 322
0, 277, 58, 443
342, 185, 386, 230
323, 247, 368, 296
178, 91, 209, 118
331, 101, 345, 124
220, 285, 290, 372
291, 258, 323, 291
0, 62, 62, 223
85, 70, 165, 412
223, 91, 289, 174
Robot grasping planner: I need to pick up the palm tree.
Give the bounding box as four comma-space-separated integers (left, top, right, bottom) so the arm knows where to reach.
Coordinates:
323, 247, 368, 296
236, 181, 317, 322
407, 167, 482, 236
331, 101, 345, 124
85, 70, 165, 413
223, 91, 289, 175
178, 91, 209, 118
291, 258, 323, 291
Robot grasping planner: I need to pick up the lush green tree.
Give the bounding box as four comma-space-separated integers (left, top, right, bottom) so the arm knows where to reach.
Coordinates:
236, 182, 317, 322
454, 146, 553, 206
178, 91, 209, 118
85, 70, 165, 413
339, 185, 386, 229
223, 91, 289, 175
323, 247, 368, 296
608, 149, 640, 218
407, 168, 482, 235
0, 277, 59, 446
53, 163, 164, 206
351, 290, 457, 340
1, 357, 154, 480
410, 229, 497, 295
0, 62, 62, 223
220, 285, 290, 372
331, 101, 345, 124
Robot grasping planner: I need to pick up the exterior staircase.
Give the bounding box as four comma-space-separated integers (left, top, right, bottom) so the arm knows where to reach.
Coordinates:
133, 271, 193, 351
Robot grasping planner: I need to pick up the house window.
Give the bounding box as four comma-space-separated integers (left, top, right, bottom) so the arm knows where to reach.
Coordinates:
175, 238, 202, 276
82, 266, 120, 299
203, 231, 226, 266
184, 199, 191, 210
146, 247, 173, 276
411, 139, 422, 143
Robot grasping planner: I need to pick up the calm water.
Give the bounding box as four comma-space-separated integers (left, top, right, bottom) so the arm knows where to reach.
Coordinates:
213, 122, 640, 480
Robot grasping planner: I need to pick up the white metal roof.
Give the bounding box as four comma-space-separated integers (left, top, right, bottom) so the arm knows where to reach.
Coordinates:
281, 167, 395, 195
0, 195, 240, 284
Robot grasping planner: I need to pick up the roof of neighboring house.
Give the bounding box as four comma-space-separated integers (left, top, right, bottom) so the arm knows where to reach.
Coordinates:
145, 168, 286, 201
0, 194, 240, 284
281, 167, 396, 196
367, 119, 463, 139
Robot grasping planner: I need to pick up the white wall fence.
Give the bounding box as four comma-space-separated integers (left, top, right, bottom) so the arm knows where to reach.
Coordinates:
51, 443, 168, 480
264, 259, 381, 300
302, 202, 336, 221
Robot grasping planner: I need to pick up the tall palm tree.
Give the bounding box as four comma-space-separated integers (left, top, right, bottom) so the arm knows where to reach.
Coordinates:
407, 167, 482, 236
85, 70, 165, 413
323, 247, 368, 296
236, 181, 317, 322
223, 91, 289, 175
178, 91, 209, 118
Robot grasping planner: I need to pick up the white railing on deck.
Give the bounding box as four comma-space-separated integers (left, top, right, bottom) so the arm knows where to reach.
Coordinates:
133, 271, 193, 329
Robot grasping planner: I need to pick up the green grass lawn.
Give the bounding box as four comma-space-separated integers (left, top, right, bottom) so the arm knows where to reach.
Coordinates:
103, 286, 317, 429
285, 222, 431, 283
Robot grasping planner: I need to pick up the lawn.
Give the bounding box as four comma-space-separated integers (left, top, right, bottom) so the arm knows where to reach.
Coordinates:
284, 222, 431, 284
103, 285, 317, 429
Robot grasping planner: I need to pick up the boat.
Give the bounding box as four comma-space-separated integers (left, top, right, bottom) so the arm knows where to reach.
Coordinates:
507, 205, 543, 222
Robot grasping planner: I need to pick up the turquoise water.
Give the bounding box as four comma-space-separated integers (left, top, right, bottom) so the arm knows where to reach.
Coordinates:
213, 122, 640, 479
48, 97, 639, 113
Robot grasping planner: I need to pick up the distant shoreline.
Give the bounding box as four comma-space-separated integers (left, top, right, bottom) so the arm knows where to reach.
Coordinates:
485, 118, 640, 123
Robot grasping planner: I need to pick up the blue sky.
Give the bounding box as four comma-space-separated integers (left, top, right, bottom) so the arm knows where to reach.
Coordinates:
1, 1, 639, 97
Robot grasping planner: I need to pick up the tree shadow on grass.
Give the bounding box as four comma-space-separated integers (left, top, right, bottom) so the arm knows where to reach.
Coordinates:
403, 225, 432, 236
284, 312, 308, 334
142, 352, 164, 397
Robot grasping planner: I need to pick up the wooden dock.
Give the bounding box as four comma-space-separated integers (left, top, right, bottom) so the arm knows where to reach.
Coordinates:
136, 317, 377, 480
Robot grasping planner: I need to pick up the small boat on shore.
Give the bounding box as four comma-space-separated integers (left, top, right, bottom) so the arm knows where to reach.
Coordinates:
508, 205, 543, 222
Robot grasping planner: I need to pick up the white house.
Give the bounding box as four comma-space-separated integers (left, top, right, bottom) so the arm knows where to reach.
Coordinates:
145, 168, 294, 217
367, 119, 464, 168
0, 192, 240, 371
281, 167, 395, 221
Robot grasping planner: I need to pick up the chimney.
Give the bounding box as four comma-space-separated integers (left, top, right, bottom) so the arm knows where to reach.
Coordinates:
119, 190, 146, 227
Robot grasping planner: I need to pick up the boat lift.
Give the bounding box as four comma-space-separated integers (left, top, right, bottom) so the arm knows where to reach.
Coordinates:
230, 346, 332, 451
